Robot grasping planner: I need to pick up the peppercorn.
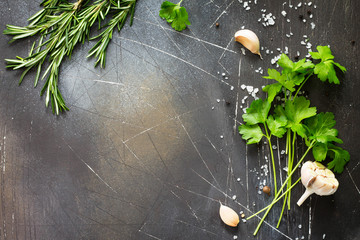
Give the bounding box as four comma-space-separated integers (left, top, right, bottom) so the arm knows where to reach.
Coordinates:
263, 186, 271, 195
351, 40, 355, 45
299, 15, 304, 20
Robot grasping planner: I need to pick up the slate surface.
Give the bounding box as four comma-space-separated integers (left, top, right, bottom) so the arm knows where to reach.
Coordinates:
0, 0, 359, 239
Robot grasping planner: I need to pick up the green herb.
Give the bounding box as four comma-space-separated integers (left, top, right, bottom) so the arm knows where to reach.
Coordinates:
4, 0, 137, 114
159, 0, 191, 31
239, 45, 349, 235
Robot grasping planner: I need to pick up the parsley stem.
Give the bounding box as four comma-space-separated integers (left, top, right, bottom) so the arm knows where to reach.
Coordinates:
252, 178, 301, 235
264, 123, 278, 195
294, 72, 313, 99
250, 140, 315, 235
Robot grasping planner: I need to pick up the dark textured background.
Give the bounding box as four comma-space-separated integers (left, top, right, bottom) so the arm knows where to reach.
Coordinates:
0, 0, 359, 239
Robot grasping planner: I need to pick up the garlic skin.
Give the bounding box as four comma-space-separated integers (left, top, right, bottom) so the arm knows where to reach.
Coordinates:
234, 29, 262, 59
219, 203, 239, 227
297, 161, 339, 206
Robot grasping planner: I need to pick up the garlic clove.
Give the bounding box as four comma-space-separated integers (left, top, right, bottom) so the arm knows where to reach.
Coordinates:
234, 29, 262, 59
219, 203, 239, 227
297, 161, 339, 206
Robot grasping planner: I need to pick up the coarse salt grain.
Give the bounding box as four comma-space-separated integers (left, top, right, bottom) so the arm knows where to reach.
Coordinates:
246, 85, 254, 93
241, 84, 246, 90
232, 195, 237, 200
311, 22, 316, 29
281, 10, 287, 17
217, 99, 221, 103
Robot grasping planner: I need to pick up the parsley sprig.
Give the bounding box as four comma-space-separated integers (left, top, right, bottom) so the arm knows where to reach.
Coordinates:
4, 0, 137, 114
159, 0, 191, 31
239, 46, 349, 235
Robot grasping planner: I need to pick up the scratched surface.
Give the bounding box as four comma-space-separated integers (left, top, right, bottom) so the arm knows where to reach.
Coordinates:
0, 0, 359, 239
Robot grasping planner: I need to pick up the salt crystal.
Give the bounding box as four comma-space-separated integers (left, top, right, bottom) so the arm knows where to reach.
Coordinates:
289, 4, 293, 8
243, 2, 248, 8
246, 85, 254, 93
281, 150, 285, 154
268, 18, 275, 25
266, 49, 270, 54
254, 88, 259, 93
220, 135, 224, 139
232, 195, 237, 200
241, 84, 246, 90
262, 22, 267, 27
211, 107, 215, 110
217, 71, 220, 74
297, 2, 302, 7
308, 2, 312, 6
276, 48, 281, 52
239, 211, 244, 214
281, 10, 287, 17
303, 35, 308, 38
283, 166, 288, 172
314, 5, 317, 8
272, 145, 277, 150
245, 6, 250, 11
222, 73, 226, 76
258, 190, 262, 194
241, 26, 245, 30
303, 19, 307, 23
309, 14, 313, 19
311, 22, 316, 29
301, 236, 305, 240
217, 99, 220, 103
297, 51, 300, 56
306, 42, 312, 49
258, 18, 262, 22
242, 219, 247, 223
233, 236, 238, 240
241, 48, 246, 55
287, 19, 290, 23
225, 77, 229, 80
286, 34, 290, 38
322, 234, 326, 239
230, 86, 234, 90
298, 224, 302, 229
301, 41, 306, 45
290, 32, 294, 35
237, 178, 241, 182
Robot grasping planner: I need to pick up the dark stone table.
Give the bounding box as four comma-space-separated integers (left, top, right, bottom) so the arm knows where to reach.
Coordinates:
0, 0, 359, 239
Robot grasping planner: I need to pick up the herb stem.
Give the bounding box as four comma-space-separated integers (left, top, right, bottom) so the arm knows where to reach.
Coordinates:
264, 122, 278, 195
250, 140, 315, 235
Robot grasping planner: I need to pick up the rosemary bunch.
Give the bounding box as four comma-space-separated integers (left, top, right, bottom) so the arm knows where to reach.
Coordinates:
4, 0, 137, 114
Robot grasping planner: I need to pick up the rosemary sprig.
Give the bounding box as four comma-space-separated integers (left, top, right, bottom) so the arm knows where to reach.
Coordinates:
4, 0, 137, 114
87, 0, 136, 67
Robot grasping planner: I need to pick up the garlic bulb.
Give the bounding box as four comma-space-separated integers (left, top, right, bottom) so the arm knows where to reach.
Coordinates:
219, 203, 239, 227
234, 29, 262, 59
297, 161, 339, 206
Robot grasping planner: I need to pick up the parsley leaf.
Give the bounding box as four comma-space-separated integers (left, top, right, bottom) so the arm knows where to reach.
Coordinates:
159, 1, 191, 31
304, 112, 343, 144
312, 143, 328, 161
280, 96, 317, 137
239, 124, 264, 144
267, 114, 287, 138
262, 83, 282, 103
242, 99, 271, 125
277, 54, 294, 72
327, 144, 350, 173
310, 46, 346, 84
263, 68, 295, 92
